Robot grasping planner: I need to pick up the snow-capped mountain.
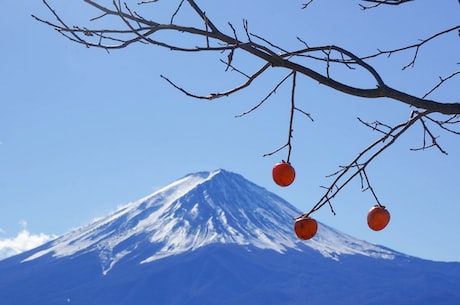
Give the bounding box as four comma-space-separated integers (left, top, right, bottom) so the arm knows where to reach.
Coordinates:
23, 169, 395, 268
1, 169, 459, 305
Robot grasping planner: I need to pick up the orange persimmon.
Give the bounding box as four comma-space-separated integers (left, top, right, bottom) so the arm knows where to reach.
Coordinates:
272, 161, 295, 187
367, 205, 390, 231
294, 217, 318, 240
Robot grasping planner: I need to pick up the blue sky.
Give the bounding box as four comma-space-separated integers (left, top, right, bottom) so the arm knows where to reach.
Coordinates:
1, 1, 459, 261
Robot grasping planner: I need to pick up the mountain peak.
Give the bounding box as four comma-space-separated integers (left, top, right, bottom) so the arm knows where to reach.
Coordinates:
23, 169, 398, 273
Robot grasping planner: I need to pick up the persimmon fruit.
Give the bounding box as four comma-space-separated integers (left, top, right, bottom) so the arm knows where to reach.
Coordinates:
272, 161, 296, 187
294, 217, 318, 240
367, 205, 390, 231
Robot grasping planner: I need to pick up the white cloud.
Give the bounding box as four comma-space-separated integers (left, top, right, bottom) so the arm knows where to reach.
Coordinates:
19, 219, 28, 229
0, 230, 56, 260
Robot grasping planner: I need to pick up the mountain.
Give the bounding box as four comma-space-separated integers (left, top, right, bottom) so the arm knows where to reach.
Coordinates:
0, 169, 459, 305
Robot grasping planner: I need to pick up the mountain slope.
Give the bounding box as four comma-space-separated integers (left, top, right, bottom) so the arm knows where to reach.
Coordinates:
0, 169, 459, 305
21, 169, 397, 267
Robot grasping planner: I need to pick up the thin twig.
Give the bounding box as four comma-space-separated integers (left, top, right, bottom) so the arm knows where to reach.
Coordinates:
302, 111, 428, 218
162, 63, 271, 101
362, 169, 383, 206
286, 71, 297, 162
423, 70, 460, 99
236, 70, 293, 117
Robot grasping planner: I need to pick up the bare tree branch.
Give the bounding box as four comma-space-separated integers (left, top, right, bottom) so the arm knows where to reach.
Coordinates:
424, 70, 460, 99
32, 0, 460, 114
360, 0, 414, 10
236, 70, 292, 117
364, 25, 460, 70
33, 0, 459, 219
302, 111, 428, 218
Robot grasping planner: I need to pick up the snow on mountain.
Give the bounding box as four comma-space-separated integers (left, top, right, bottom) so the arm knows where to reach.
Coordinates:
2, 169, 459, 305
23, 169, 397, 273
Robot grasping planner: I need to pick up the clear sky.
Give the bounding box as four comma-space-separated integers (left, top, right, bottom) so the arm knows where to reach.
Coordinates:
1, 1, 459, 262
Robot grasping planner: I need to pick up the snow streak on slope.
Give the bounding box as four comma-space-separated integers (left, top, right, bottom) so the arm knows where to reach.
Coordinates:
23, 172, 214, 262
23, 169, 397, 273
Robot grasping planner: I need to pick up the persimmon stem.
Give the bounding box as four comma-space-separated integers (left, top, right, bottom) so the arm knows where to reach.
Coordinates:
362, 169, 383, 207
286, 71, 297, 163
